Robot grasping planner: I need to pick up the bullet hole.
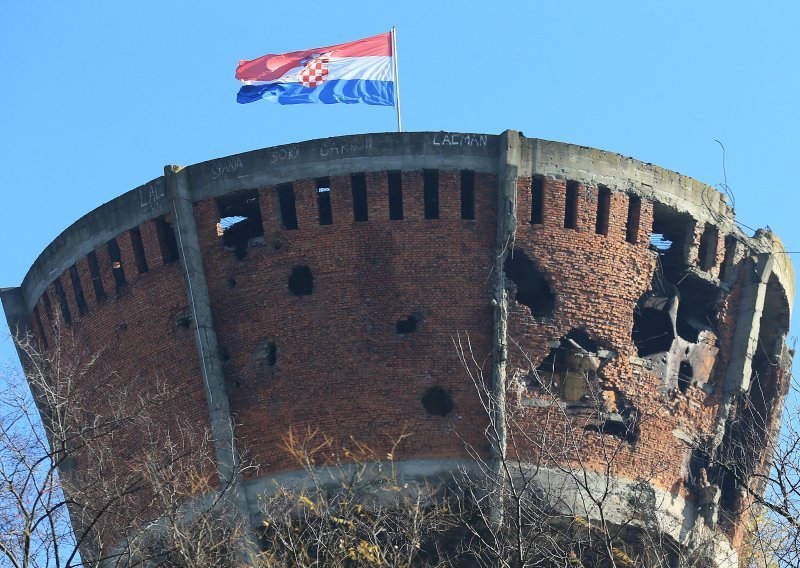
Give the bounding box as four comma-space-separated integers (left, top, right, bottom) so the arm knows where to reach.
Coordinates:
219, 347, 231, 362
396, 315, 417, 334
421, 386, 453, 417
116, 323, 128, 336
503, 249, 555, 317
227, 278, 237, 289
288, 265, 314, 296
253, 339, 278, 371
678, 361, 693, 394
177, 316, 192, 330
273, 240, 283, 251
172, 308, 193, 332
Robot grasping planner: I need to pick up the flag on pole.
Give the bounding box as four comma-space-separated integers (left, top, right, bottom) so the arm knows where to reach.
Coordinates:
236, 32, 395, 106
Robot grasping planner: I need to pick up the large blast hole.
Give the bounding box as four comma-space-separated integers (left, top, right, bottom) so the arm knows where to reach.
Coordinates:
633, 307, 674, 356
503, 249, 555, 317
217, 189, 264, 260
288, 265, 314, 296
421, 386, 453, 417
675, 276, 719, 342
535, 329, 599, 403
651, 204, 694, 281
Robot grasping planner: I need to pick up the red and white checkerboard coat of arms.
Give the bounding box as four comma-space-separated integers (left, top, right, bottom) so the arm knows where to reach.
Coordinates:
298, 54, 330, 88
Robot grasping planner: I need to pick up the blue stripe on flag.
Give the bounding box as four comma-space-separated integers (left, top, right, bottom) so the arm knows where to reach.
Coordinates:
237, 79, 395, 106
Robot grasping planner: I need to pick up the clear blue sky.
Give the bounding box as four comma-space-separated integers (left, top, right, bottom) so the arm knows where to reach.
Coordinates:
1, 1, 798, 371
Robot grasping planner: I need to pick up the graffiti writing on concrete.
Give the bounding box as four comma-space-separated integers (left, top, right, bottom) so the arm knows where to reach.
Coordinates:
211, 156, 244, 180
139, 180, 165, 209
271, 146, 300, 163
432, 133, 488, 148
319, 138, 371, 157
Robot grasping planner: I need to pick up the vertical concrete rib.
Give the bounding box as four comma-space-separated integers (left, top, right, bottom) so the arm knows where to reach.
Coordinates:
714, 252, 774, 446
491, 130, 521, 526
164, 166, 254, 525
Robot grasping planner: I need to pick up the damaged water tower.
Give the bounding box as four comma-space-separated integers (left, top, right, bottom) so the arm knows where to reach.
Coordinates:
1, 131, 794, 564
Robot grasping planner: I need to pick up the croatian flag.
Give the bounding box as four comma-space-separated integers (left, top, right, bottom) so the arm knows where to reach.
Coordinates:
236, 32, 395, 106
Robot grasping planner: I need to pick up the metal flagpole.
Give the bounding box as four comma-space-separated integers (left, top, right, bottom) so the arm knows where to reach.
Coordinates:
391, 26, 402, 132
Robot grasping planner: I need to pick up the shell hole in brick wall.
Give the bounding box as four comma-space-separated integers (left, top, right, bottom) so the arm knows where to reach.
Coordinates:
396, 315, 417, 334
534, 329, 599, 404
288, 265, 314, 296
227, 278, 237, 289
316, 178, 333, 225
632, 306, 674, 356
503, 249, 555, 317
675, 276, 718, 343
217, 190, 264, 259
651, 204, 694, 280
421, 386, 453, 417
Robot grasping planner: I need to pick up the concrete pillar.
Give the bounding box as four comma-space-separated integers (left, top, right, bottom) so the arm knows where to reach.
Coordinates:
164, 166, 257, 544
490, 130, 521, 526
713, 252, 774, 446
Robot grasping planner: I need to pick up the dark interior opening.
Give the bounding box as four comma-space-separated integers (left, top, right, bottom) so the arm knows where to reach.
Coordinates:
535, 329, 599, 403
107, 238, 127, 291
288, 265, 314, 296
718, 235, 737, 283
277, 183, 298, 230
698, 223, 719, 271
267, 342, 277, 366
388, 170, 403, 220
595, 185, 610, 235
68, 265, 88, 317
421, 386, 453, 417
227, 278, 237, 289
678, 361, 693, 393
503, 248, 555, 317
316, 178, 333, 226
217, 189, 265, 259
423, 169, 439, 219
460, 170, 475, 220
531, 176, 544, 225
632, 306, 674, 356
86, 250, 106, 302
53, 277, 71, 325
396, 316, 417, 334
155, 217, 179, 264
625, 195, 641, 244
41, 291, 53, 320
584, 418, 637, 443
351, 173, 368, 222
129, 227, 149, 274
651, 204, 694, 281
32, 307, 48, 349
675, 275, 718, 342
564, 181, 579, 229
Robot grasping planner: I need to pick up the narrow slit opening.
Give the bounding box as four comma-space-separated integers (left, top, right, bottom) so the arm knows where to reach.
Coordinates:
698, 223, 719, 271
277, 183, 298, 230
531, 176, 544, 225
595, 185, 610, 235
625, 195, 641, 244
53, 278, 72, 324
460, 170, 475, 220
87, 250, 106, 302
316, 178, 333, 225
388, 170, 403, 220
564, 181, 579, 229
351, 173, 368, 222
130, 227, 149, 274
32, 306, 48, 348
155, 217, 179, 264
107, 238, 127, 291
423, 169, 439, 219
41, 291, 53, 321
68, 265, 88, 316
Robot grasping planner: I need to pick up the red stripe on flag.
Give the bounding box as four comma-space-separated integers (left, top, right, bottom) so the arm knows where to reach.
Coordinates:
236, 32, 392, 82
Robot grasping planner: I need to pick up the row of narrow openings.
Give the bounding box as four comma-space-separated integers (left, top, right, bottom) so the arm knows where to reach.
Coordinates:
529, 178, 613, 237
40, 216, 180, 328
272, 170, 476, 231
